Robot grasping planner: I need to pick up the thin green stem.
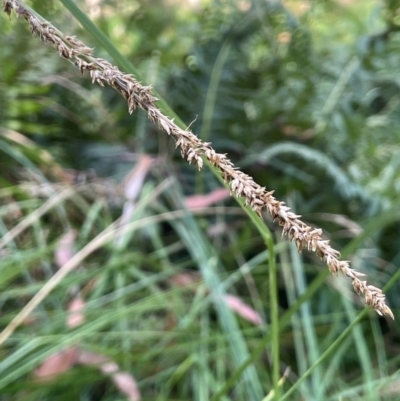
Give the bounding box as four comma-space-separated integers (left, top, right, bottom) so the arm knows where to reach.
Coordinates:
196, 40, 231, 193
279, 310, 367, 401
267, 233, 279, 399
200, 41, 231, 143
246, 206, 279, 398
210, 268, 330, 401
278, 260, 400, 400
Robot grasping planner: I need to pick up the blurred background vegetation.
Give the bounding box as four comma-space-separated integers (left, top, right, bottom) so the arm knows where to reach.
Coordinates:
1, 0, 400, 400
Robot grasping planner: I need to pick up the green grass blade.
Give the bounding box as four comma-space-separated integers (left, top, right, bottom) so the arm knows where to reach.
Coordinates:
290, 242, 323, 400
59, 0, 185, 128
279, 310, 368, 401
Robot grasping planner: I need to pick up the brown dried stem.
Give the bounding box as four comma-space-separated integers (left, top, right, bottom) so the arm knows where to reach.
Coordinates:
2, 0, 394, 319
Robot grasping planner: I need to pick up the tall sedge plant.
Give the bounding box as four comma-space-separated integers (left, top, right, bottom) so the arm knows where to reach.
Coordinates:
1, 0, 394, 331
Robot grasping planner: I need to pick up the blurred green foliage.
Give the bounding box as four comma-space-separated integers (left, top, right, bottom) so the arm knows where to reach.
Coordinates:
1, 0, 400, 400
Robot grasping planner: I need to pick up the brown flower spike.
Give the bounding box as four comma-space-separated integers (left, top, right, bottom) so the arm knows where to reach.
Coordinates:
2, 0, 394, 319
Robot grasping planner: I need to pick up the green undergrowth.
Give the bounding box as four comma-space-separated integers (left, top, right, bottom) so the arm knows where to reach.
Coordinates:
1, 0, 400, 400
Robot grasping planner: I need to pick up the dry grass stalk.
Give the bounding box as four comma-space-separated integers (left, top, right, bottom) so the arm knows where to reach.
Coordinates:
2, 0, 394, 319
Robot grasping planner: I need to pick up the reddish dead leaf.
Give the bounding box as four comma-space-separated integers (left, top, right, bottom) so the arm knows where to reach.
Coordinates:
34, 293, 83, 381
112, 372, 141, 401
100, 361, 119, 374
123, 155, 153, 201
185, 188, 229, 209
77, 350, 108, 366
169, 272, 201, 287
36, 348, 141, 401
34, 347, 79, 380
116, 155, 154, 246
224, 294, 263, 326
67, 297, 85, 328
77, 351, 141, 401
55, 230, 76, 267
